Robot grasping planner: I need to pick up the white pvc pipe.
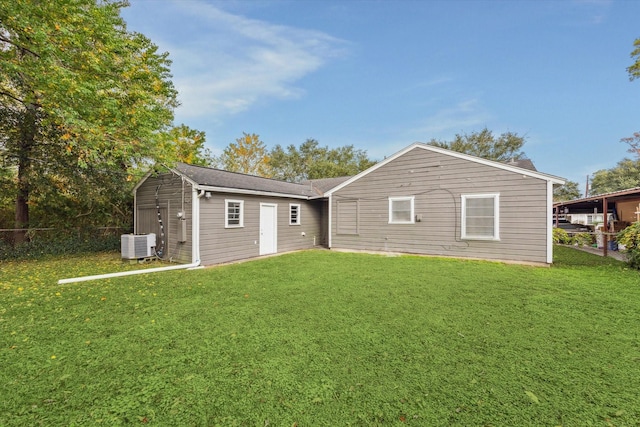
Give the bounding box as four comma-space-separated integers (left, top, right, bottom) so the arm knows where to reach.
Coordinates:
57, 261, 201, 285
193, 187, 202, 264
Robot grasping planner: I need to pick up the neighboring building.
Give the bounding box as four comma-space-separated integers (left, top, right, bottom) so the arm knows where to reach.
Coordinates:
132, 143, 564, 266
505, 158, 537, 171
554, 187, 640, 231
565, 213, 605, 226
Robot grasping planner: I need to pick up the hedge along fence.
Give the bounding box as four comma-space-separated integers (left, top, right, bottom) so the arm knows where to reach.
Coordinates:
552, 228, 596, 247
0, 226, 131, 260
618, 222, 640, 269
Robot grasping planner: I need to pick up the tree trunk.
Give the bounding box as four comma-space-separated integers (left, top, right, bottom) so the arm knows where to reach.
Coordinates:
13, 105, 37, 245
14, 170, 29, 245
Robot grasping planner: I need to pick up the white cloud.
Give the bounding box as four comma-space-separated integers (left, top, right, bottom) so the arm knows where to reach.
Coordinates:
156, 1, 347, 119
410, 99, 492, 139
569, 0, 613, 24
416, 76, 455, 89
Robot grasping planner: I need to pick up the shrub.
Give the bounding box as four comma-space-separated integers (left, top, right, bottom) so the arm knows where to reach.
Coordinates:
553, 227, 573, 244
0, 228, 123, 260
617, 222, 640, 269
572, 232, 594, 247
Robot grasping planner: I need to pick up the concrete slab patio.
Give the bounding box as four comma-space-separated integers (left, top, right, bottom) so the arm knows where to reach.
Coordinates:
567, 245, 627, 262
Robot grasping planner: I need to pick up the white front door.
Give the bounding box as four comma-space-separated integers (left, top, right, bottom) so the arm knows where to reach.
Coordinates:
259, 203, 277, 255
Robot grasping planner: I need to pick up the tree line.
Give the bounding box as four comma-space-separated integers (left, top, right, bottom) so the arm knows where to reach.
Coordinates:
211, 128, 529, 180
211, 133, 377, 182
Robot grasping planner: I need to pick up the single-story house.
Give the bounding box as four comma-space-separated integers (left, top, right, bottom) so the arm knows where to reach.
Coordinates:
132, 143, 565, 266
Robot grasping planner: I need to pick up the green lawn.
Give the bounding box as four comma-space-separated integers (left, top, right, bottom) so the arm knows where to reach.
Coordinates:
1, 247, 639, 426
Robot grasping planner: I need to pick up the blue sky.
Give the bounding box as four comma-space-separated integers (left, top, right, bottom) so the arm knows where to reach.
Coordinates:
121, 0, 640, 189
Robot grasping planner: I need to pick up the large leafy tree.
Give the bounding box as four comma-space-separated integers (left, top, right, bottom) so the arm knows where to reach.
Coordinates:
628, 38, 640, 79
0, 161, 14, 227
428, 127, 527, 162
553, 180, 582, 202
589, 158, 640, 196
157, 124, 211, 166
623, 38, 640, 157
269, 139, 376, 182
0, 0, 178, 242
622, 132, 640, 157
213, 132, 271, 176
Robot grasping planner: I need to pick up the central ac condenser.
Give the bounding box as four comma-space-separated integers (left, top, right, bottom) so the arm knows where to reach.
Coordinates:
121, 233, 156, 259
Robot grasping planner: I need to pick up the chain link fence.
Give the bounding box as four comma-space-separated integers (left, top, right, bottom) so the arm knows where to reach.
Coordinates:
0, 226, 131, 260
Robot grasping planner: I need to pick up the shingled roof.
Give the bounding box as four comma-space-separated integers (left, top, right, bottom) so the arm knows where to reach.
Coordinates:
504, 158, 537, 171
304, 176, 352, 195
172, 163, 324, 198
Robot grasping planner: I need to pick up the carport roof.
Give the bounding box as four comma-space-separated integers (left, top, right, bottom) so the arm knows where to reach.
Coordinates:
554, 187, 640, 213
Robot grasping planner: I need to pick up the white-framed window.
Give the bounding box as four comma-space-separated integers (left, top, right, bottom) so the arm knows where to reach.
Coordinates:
388, 196, 415, 224
461, 193, 499, 240
289, 203, 301, 225
225, 199, 244, 228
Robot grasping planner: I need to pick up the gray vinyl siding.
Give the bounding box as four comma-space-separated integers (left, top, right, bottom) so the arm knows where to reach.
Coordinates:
336, 200, 359, 234
135, 172, 193, 263
199, 193, 323, 266
331, 147, 550, 264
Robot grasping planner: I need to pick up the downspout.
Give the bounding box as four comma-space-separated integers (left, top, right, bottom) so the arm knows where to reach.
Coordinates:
546, 180, 554, 264
57, 185, 203, 285
193, 187, 204, 264
328, 194, 332, 248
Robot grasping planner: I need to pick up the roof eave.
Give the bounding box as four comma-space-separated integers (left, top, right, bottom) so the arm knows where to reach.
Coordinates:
554, 186, 640, 207
193, 184, 312, 200
167, 165, 199, 188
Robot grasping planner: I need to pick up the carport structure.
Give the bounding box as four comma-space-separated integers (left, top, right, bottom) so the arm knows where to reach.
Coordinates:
554, 187, 640, 257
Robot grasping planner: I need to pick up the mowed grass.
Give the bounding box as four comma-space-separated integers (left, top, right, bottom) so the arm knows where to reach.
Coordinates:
1, 247, 639, 426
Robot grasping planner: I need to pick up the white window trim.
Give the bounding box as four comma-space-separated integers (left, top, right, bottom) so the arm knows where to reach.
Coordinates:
289, 203, 301, 225
225, 199, 244, 228
461, 193, 500, 240
388, 196, 415, 224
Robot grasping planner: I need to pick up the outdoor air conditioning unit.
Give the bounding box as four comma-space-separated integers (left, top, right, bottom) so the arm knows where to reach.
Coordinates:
121, 233, 156, 259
